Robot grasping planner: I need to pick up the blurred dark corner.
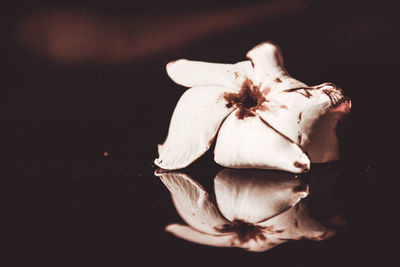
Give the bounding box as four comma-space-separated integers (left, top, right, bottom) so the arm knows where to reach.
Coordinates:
1, 0, 398, 266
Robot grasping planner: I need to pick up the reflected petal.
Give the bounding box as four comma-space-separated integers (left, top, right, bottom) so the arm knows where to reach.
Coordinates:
156, 170, 229, 234
214, 112, 310, 173
166, 224, 235, 247
246, 42, 306, 92
166, 224, 286, 252
214, 169, 309, 223
259, 201, 331, 241
155, 86, 235, 170
241, 238, 287, 252
167, 59, 253, 89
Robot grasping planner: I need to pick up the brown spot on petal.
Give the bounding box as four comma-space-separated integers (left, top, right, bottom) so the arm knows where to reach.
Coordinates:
298, 132, 302, 143
294, 161, 308, 172
274, 77, 282, 83
223, 78, 266, 120
284, 87, 312, 98
298, 112, 302, 124
294, 219, 299, 228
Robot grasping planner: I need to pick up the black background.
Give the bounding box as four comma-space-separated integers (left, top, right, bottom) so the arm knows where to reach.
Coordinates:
2, 0, 397, 266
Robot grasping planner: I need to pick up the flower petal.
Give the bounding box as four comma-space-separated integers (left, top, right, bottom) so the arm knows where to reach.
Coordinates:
166, 224, 285, 252
156, 170, 229, 234
214, 169, 309, 223
155, 86, 235, 170
257, 84, 350, 162
258, 201, 332, 241
246, 42, 306, 93
166, 224, 235, 247
241, 238, 287, 252
213, 112, 310, 173
166, 59, 253, 89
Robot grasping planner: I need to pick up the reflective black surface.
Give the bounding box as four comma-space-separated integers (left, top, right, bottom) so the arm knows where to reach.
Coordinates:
3, 0, 396, 266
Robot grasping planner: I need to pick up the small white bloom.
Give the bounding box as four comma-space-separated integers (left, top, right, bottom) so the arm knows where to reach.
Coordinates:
155, 42, 350, 173
156, 169, 335, 252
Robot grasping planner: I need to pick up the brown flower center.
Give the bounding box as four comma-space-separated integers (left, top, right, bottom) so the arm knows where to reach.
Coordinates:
223, 79, 267, 119
217, 219, 267, 243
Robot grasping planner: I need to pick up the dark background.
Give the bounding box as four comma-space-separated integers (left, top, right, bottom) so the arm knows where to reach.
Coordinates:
2, 0, 397, 266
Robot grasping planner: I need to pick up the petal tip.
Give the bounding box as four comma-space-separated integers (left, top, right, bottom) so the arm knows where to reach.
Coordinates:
299, 185, 310, 198
165, 224, 173, 232
154, 167, 168, 176
166, 59, 187, 76
154, 155, 192, 170
165, 224, 181, 234
252, 41, 280, 51
293, 154, 311, 173
154, 158, 163, 168
246, 41, 281, 59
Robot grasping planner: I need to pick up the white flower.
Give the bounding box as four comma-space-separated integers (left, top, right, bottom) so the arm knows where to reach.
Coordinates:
155, 42, 351, 173
156, 168, 335, 252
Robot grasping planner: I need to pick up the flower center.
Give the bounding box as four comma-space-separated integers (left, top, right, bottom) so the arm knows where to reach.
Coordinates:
223, 79, 266, 119
217, 219, 267, 243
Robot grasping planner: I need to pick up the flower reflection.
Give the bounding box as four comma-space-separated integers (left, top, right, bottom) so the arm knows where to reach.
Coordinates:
156, 168, 336, 252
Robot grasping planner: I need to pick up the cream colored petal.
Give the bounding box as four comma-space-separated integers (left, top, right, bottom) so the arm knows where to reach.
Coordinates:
256, 92, 315, 147
155, 86, 235, 170
166, 224, 235, 247
301, 102, 351, 163
246, 42, 306, 93
257, 83, 351, 162
259, 201, 332, 241
241, 238, 287, 252
156, 170, 229, 234
166, 224, 286, 252
213, 112, 310, 173
214, 169, 309, 223
167, 59, 253, 89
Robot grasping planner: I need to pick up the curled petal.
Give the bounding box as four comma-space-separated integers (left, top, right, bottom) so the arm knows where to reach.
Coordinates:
156, 170, 229, 234
213, 112, 310, 173
167, 59, 253, 89
302, 103, 351, 162
155, 86, 235, 170
246, 42, 306, 93
214, 169, 309, 223
166, 224, 235, 247
257, 85, 350, 162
